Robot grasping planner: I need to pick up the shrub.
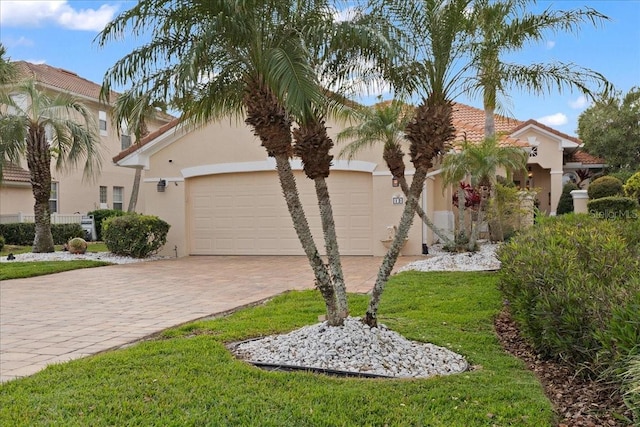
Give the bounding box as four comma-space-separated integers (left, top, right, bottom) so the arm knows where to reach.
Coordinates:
103, 214, 170, 258
0, 223, 83, 245
497, 214, 640, 370
610, 170, 635, 185
67, 237, 88, 254
622, 355, 640, 424
0, 235, 4, 252
556, 182, 579, 215
588, 196, 639, 220
87, 209, 127, 241
624, 171, 640, 203
587, 175, 624, 200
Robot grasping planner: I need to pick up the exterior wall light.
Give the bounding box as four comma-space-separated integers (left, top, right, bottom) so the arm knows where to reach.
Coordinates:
157, 179, 167, 192
392, 177, 399, 187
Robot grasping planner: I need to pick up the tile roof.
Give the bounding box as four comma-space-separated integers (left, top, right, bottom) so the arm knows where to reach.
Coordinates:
1, 163, 31, 183
511, 119, 582, 145
565, 150, 605, 165
112, 119, 181, 163
14, 61, 118, 104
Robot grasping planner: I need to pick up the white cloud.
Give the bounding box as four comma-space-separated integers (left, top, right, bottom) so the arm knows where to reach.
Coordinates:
0, 36, 34, 48
568, 95, 590, 110
537, 112, 568, 126
546, 40, 556, 49
333, 6, 358, 22
0, 1, 118, 32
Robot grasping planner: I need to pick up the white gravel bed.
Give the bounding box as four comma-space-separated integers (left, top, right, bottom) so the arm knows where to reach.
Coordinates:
398, 242, 501, 272
0, 251, 165, 264
231, 317, 467, 378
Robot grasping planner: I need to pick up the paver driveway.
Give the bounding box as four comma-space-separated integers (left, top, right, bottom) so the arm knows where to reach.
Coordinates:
0, 255, 422, 383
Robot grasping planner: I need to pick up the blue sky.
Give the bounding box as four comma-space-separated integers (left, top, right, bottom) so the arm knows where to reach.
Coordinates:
1, 0, 638, 137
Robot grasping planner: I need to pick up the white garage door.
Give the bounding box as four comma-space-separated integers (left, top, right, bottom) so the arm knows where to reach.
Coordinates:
187, 170, 373, 255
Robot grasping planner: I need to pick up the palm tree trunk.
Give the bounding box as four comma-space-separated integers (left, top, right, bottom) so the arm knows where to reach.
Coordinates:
273, 155, 342, 325
397, 176, 453, 247
314, 177, 348, 320
127, 166, 143, 213
456, 186, 466, 246
26, 132, 55, 253
484, 105, 496, 138
364, 167, 428, 327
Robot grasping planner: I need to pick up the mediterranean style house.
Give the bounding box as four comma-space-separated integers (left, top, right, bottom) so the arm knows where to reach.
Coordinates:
0, 62, 172, 219
112, 102, 604, 258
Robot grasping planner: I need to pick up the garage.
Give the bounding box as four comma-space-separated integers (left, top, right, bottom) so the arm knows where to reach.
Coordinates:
187, 170, 373, 255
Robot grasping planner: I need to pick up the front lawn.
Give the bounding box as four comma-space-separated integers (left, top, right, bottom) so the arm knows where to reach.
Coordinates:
0, 260, 111, 280
0, 271, 555, 426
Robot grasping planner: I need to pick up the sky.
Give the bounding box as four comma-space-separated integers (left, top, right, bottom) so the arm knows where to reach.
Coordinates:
1, 0, 639, 137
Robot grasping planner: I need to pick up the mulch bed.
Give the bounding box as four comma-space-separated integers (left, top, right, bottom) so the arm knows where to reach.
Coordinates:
494, 309, 633, 426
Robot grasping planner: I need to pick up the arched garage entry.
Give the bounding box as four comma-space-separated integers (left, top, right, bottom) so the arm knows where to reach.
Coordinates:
186, 170, 373, 255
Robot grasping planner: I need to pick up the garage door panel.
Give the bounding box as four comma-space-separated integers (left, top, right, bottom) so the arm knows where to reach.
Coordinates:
188, 171, 372, 255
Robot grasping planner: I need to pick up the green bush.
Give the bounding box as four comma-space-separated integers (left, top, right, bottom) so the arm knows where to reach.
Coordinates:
103, 214, 170, 258
87, 209, 127, 241
587, 175, 624, 200
556, 182, 579, 215
588, 196, 639, 220
624, 171, 640, 203
67, 237, 88, 254
0, 223, 83, 245
0, 235, 4, 252
610, 170, 635, 185
622, 355, 640, 424
497, 214, 640, 371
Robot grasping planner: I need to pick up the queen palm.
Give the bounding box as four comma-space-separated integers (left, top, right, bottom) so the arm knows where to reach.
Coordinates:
364, 0, 473, 326
0, 44, 16, 84
337, 99, 454, 247
441, 136, 527, 249
466, 0, 609, 138
98, 0, 386, 325
0, 79, 102, 252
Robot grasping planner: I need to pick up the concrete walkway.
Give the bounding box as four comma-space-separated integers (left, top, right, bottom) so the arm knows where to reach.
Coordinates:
0, 255, 422, 383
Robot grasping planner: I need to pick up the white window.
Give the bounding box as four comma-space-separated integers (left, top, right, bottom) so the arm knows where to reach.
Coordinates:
99, 186, 107, 204
113, 186, 124, 211
49, 182, 58, 213
120, 120, 131, 150
99, 111, 108, 136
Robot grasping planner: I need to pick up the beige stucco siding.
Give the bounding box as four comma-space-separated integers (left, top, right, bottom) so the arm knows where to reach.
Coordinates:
0, 185, 33, 215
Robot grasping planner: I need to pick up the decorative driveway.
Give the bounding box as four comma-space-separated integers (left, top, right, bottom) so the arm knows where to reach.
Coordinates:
0, 255, 422, 383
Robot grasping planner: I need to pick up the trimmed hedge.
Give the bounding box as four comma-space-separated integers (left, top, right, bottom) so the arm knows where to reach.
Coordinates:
0, 223, 83, 245
0, 235, 4, 252
588, 196, 639, 220
103, 214, 170, 258
624, 171, 640, 203
556, 182, 579, 215
87, 209, 127, 241
587, 175, 624, 200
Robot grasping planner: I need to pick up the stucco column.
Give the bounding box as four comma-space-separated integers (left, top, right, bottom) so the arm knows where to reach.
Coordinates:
570, 189, 589, 214
549, 170, 563, 216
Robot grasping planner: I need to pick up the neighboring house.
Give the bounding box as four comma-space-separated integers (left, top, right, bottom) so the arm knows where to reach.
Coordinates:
0, 62, 172, 219
113, 102, 604, 258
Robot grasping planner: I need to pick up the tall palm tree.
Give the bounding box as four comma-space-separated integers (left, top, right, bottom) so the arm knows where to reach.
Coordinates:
364, 0, 473, 327
337, 100, 454, 247
441, 136, 527, 249
0, 79, 102, 252
109, 89, 166, 213
98, 0, 380, 325
466, 0, 610, 138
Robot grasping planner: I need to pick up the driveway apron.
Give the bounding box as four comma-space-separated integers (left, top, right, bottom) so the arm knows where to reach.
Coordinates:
0, 255, 422, 383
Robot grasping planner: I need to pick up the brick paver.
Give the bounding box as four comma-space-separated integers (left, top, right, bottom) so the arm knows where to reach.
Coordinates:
0, 255, 422, 383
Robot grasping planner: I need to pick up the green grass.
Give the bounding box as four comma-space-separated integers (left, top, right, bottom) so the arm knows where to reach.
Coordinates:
0, 271, 555, 426
0, 260, 112, 280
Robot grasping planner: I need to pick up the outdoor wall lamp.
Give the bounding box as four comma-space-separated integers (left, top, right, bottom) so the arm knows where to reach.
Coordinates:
392, 177, 399, 187
157, 179, 167, 192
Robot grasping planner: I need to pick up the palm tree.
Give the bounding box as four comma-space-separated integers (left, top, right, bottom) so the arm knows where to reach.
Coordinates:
441, 136, 527, 249
364, 0, 473, 327
0, 43, 17, 84
109, 89, 166, 212
337, 99, 454, 247
0, 79, 102, 252
466, 0, 610, 138
98, 0, 384, 326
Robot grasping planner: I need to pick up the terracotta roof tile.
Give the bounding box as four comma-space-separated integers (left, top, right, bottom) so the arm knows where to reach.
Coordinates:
511, 119, 582, 145
112, 119, 180, 163
565, 150, 605, 165
1, 163, 31, 183
14, 61, 118, 103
